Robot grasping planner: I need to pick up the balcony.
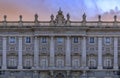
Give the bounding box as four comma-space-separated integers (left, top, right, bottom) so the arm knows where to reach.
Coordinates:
7, 66, 17, 69
103, 66, 113, 69
23, 66, 32, 69
89, 66, 97, 69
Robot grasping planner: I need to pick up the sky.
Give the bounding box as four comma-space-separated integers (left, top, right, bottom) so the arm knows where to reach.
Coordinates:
0, 0, 120, 21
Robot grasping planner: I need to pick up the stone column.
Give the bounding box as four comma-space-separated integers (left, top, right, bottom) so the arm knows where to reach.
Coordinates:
98, 37, 103, 69
66, 36, 71, 68
114, 37, 118, 69
34, 36, 39, 68
82, 36, 86, 68
50, 36, 55, 68
2, 36, 7, 69
18, 36, 23, 69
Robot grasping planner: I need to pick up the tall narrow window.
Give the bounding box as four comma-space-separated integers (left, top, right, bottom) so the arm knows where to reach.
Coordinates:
25, 37, 31, 43
9, 37, 16, 43
74, 37, 78, 43
89, 37, 94, 43
42, 37, 47, 43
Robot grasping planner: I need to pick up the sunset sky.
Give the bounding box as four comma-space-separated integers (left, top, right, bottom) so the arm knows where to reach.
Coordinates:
0, 0, 120, 21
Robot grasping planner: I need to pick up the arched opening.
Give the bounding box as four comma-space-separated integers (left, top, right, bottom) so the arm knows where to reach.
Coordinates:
55, 73, 65, 78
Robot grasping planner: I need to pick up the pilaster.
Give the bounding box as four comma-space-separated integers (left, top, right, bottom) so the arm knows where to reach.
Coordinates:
113, 37, 118, 69
82, 36, 86, 68
2, 36, 7, 69
66, 36, 71, 68
98, 37, 103, 69
34, 36, 39, 68
50, 36, 55, 68
18, 36, 23, 69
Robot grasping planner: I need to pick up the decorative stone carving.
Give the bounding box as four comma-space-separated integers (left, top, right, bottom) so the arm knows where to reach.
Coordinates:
55, 8, 66, 26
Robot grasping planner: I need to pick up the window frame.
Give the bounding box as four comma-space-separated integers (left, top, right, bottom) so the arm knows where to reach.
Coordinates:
41, 37, 47, 43
89, 37, 95, 43
25, 36, 31, 44
9, 36, 16, 44
57, 37, 63, 43
105, 37, 111, 44
73, 37, 78, 43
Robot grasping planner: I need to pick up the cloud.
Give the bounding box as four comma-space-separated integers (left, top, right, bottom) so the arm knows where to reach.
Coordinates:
89, 6, 120, 21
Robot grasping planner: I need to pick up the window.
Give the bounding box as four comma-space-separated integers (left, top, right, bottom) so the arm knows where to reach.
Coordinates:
25, 37, 31, 43
89, 37, 94, 43
57, 59, 64, 67
41, 59, 48, 67
9, 37, 16, 43
89, 60, 96, 67
105, 37, 110, 43
24, 56, 32, 69
57, 37, 63, 43
42, 37, 47, 43
8, 56, 17, 67
73, 59, 79, 67
74, 37, 78, 43
104, 58, 112, 67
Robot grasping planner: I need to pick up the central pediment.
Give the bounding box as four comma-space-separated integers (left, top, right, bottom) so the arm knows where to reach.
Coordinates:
50, 8, 70, 26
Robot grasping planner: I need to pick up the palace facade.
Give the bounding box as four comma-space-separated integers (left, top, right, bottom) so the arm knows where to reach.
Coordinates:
0, 9, 120, 78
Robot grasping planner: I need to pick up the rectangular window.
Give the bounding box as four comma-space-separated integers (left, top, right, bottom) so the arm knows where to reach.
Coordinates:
8, 56, 17, 67
9, 37, 16, 43
25, 37, 31, 43
42, 37, 47, 43
57, 37, 63, 43
89, 37, 94, 43
74, 37, 78, 43
106, 37, 110, 43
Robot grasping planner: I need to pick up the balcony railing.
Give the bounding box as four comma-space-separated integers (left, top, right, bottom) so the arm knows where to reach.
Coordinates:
0, 21, 120, 27
7, 66, 17, 69
23, 66, 32, 69
89, 66, 97, 69
103, 66, 113, 69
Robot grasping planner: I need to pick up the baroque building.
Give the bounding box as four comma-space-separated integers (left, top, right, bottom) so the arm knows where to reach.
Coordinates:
0, 9, 120, 78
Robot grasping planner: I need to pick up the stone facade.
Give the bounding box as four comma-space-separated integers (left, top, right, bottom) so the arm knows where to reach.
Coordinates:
0, 9, 120, 78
